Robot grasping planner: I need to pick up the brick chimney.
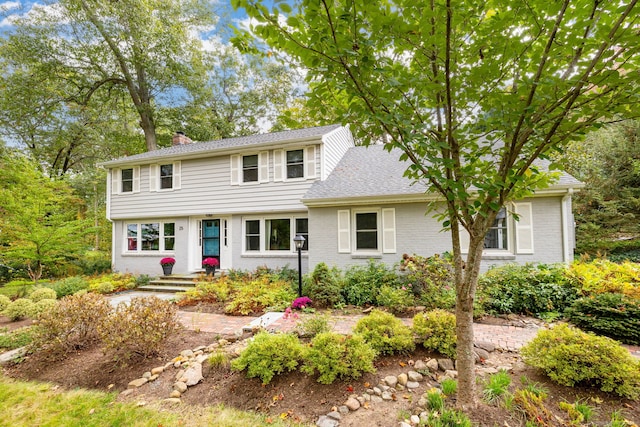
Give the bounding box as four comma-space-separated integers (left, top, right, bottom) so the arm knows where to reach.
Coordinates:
172, 131, 192, 146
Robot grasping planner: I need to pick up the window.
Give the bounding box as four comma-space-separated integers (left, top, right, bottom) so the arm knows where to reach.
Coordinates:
160, 164, 173, 189
355, 212, 378, 250
243, 217, 308, 253
286, 149, 304, 179
121, 168, 133, 193
243, 155, 258, 182
245, 220, 260, 251
267, 219, 291, 250
484, 208, 508, 250
126, 222, 175, 252
295, 218, 309, 250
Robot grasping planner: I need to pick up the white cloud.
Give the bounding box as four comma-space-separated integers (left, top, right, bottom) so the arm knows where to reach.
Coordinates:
0, 1, 20, 11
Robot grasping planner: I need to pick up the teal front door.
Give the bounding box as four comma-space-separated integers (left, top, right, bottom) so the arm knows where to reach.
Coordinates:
202, 219, 220, 265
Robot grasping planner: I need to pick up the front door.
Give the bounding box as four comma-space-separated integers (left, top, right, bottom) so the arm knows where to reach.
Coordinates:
202, 219, 220, 265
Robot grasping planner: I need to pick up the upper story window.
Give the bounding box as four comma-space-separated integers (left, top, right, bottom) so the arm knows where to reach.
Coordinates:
484, 208, 508, 250
149, 162, 181, 192
160, 164, 173, 189
126, 222, 175, 252
243, 155, 259, 182
121, 168, 134, 193
286, 149, 304, 179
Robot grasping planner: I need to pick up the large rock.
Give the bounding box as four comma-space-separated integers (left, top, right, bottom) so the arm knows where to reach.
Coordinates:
182, 362, 203, 386
408, 371, 423, 382
426, 358, 439, 372
397, 373, 408, 386
474, 348, 490, 363
173, 381, 188, 393
316, 415, 340, 427
437, 358, 455, 371
345, 397, 361, 411
414, 360, 427, 371
384, 375, 398, 388
127, 378, 148, 389
474, 341, 496, 352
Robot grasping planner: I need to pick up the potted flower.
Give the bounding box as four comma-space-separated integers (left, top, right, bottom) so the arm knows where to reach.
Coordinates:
160, 257, 175, 276
202, 257, 219, 276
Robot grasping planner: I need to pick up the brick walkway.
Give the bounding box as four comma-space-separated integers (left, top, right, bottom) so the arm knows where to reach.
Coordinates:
176, 310, 640, 357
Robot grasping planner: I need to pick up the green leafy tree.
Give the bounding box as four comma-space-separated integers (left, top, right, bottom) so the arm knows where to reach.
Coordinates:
234, 0, 640, 408
0, 152, 91, 281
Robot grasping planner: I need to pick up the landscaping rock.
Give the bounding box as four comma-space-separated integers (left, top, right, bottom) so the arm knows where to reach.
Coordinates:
338, 405, 349, 415
151, 366, 164, 376
120, 389, 134, 397
397, 373, 408, 386
345, 397, 360, 411
475, 341, 496, 352
127, 378, 148, 389
426, 358, 439, 371
414, 360, 427, 371
410, 415, 420, 425
406, 381, 420, 389
162, 398, 181, 404
182, 362, 203, 386
474, 348, 490, 363
438, 358, 455, 371
408, 371, 423, 382
326, 411, 341, 420
170, 390, 181, 398
371, 395, 383, 403
173, 381, 187, 393
385, 375, 398, 388
316, 415, 339, 427
443, 369, 458, 379
148, 374, 159, 382
180, 349, 194, 358
381, 391, 393, 401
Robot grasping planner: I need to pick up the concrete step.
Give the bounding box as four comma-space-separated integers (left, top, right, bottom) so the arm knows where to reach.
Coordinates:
138, 284, 195, 293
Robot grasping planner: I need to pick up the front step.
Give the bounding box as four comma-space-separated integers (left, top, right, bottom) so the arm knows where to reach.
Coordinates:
138, 273, 220, 294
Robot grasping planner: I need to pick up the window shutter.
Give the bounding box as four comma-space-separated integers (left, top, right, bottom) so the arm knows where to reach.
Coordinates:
273, 150, 284, 182
382, 208, 396, 253
111, 169, 120, 195
230, 155, 240, 185
305, 146, 316, 179
458, 225, 470, 254
133, 166, 140, 193
337, 210, 351, 253
173, 161, 181, 189
259, 151, 269, 183
149, 164, 158, 192
514, 202, 534, 254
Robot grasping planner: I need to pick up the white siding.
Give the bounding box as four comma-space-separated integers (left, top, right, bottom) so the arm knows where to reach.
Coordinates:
321, 126, 355, 180
109, 152, 318, 219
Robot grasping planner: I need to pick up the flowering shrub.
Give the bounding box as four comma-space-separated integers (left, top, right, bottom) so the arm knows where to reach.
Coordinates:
202, 257, 219, 267
292, 296, 312, 309
160, 257, 175, 266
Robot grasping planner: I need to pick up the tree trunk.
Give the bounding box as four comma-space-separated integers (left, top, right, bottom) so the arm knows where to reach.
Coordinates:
454, 230, 486, 410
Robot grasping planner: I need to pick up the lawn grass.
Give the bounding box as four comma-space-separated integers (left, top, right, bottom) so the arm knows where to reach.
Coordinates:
0, 376, 309, 427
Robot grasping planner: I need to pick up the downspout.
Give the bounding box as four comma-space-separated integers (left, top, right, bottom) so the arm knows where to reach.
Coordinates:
105, 168, 115, 271
561, 188, 574, 264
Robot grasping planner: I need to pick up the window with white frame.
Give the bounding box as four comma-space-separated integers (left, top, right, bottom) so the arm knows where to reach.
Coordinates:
121, 168, 134, 193
126, 222, 175, 252
111, 166, 139, 194
149, 162, 180, 191
243, 217, 308, 253
337, 208, 396, 254
160, 164, 173, 189
484, 208, 508, 250
286, 149, 304, 179
243, 155, 258, 182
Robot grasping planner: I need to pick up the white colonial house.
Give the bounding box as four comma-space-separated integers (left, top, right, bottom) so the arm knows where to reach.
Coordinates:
101, 125, 582, 276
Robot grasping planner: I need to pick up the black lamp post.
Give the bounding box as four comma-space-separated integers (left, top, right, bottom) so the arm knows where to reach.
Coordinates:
293, 234, 305, 297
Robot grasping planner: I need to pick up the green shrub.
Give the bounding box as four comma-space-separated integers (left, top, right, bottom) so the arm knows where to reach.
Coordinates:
303, 262, 344, 308
88, 273, 136, 294
521, 323, 640, 399
301, 332, 376, 384
0, 295, 10, 311
28, 287, 57, 302
342, 260, 399, 306
231, 332, 304, 384
478, 263, 578, 317
224, 277, 295, 315
413, 309, 457, 358
135, 274, 152, 287
3, 298, 35, 321
99, 296, 180, 363
30, 299, 57, 318
31, 292, 112, 358
297, 313, 332, 338
0, 326, 34, 351
376, 285, 414, 314
73, 250, 111, 275
566, 293, 640, 345
89, 281, 114, 294
399, 253, 456, 309
180, 277, 232, 304
569, 259, 640, 299
208, 351, 231, 372
50, 276, 89, 298
424, 409, 472, 427
353, 309, 414, 355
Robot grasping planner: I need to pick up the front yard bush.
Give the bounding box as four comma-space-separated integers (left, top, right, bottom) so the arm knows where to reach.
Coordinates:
0, 295, 11, 311
353, 309, 415, 355
88, 273, 136, 294
376, 285, 414, 314
28, 287, 57, 302
569, 259, 640, 299
413, 309, 457, 359
224, 277, 295, 315
301, 332, 376, 384
478, 263, 578, 317
303, 262, 344, 308
179, 276, 232, 304
399, 253, 456, 309
521, 323, 640, 399
99, 296, 180, 363
31, 292, 112, 358
30, 299, 57, 318
342, 260, 399, 306
231, 332, 304, 384
565, 293, 640, 345
50, 276, 89, 298
3, 298, 35, 321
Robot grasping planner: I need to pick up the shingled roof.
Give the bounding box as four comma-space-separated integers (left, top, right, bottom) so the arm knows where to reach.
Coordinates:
303, 145, 583, 204
100, 124, 343, 167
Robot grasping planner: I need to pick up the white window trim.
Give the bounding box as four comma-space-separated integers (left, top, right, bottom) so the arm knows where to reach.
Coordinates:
352, 208, 382, 255
231, 153, 269, 185
111, 166, 140, 195
150, 161, 181, 192
459, 204, 530, 256
241, 216, 308, 254
124, 221, 176, 254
